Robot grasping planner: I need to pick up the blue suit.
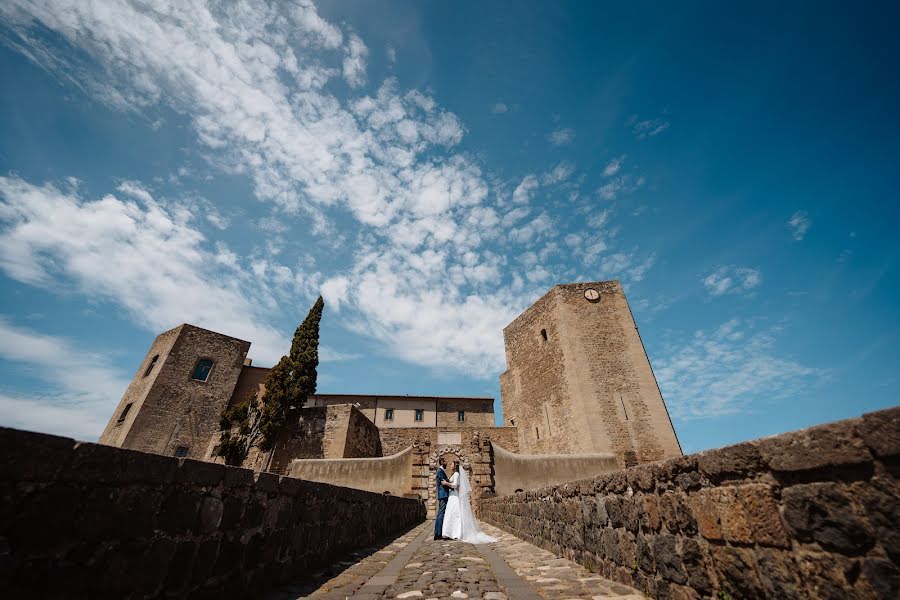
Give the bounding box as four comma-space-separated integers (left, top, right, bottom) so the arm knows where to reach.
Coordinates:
434, 466, 449, 539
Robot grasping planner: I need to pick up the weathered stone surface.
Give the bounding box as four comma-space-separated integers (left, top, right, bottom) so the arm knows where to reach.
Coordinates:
759, 420, 871, 472
711, 546, 762, 599
860, 557, 900, 599
738, 484, 790, 547
0, 427, 426, 599
653, 534, 686, 585
858, 406, 900, 458
481, 410, 900, 600
782, 483, 874, 554
696, 441, 764, 481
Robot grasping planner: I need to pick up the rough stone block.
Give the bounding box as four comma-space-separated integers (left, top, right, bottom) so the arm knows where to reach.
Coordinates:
755, 547, 801, 598
859, 406, 900, 458
160, 488, 204, 534
680, 538, 713, 595
782, 483, 874, 554
737, 484, 790, 547
859, 477, 900, 563
759, 420, 872, 473
697, 441, 763, 481
795, 550, 856, 600
197, 496, 225, 534
223, 465, 255, 488
658, 491, 696, 535
640, 494, 661, 532
254, 471, 280, 494
860, 557, 900, 599
690, 490, 723, 541
606, 495, 639, 531
176, 459, 225, 486
653, 534, 687, 585
0, 427, 74, 482
711, 546, 763, 599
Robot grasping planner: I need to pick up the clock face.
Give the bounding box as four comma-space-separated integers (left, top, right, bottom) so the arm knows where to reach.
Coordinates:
584, 288, 600, 302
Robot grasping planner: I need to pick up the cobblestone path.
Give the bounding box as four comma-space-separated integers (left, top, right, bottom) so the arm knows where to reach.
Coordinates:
270, 521, 644, 599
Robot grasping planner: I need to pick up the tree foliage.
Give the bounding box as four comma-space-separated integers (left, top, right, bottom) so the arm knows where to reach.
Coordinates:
215, 296, 324, 462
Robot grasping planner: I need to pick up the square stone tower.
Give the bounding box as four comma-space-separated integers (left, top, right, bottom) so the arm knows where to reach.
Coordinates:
500, 280, 682, 465
99, 324, 250, 459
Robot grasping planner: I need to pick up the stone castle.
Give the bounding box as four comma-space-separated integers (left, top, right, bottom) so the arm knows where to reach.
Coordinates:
4, 279, 899, 598
98, 280, 682, 515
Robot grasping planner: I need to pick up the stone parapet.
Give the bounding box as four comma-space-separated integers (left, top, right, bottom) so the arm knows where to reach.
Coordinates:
480, 406, 900, 599
0, 426, 425, 598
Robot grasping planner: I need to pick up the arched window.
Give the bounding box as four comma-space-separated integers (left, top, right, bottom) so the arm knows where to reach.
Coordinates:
191, 359, 213, 382
143, 354, 159, 377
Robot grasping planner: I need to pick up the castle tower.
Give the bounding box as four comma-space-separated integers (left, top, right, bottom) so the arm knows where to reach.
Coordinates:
500, 280, 682, 465
99, 324, 250, 459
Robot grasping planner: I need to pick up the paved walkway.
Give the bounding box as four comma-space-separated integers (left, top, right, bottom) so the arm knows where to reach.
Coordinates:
270, 521, 644, 600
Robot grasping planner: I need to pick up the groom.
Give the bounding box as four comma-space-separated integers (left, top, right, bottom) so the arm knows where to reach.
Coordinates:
434, 457, 453, 540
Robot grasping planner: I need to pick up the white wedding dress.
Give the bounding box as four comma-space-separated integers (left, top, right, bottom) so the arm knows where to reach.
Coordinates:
441, 467, 497, 544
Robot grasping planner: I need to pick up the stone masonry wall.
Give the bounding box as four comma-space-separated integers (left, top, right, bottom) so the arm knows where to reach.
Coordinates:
0, 426, 426, 599
379, 426, 519, 517
480, 407, 900, 599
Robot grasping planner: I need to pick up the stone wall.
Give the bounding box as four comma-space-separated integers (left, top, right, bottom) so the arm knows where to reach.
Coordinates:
491, 443, 619, 496
379, 426, 520, 517
0, 426, 425, 598
289, 447, 415, 497
481, 407, 900, 599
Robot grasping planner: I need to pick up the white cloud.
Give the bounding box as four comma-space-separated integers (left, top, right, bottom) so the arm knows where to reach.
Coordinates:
631, 117, 670, 139
703, 265, 762, 296
788, 210, 810, 241
543, 161, 575, 185
491, 102, 508, 114
343, 32, 368, 87
0, 0, 657, 382
656, 319, 819, 419
548, 127, 575, 146
598, 174, 643, 200
602, 155, 625, 177
0, 176, 291, 365
0, 317, 129, 440
512, 174, 540, 204
386, 45, 396, 64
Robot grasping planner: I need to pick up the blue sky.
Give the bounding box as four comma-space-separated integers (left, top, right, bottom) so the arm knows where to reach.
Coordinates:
0, 1, 897, 453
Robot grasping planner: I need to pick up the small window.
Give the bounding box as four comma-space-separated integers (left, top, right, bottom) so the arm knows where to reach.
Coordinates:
457, 410, 465, 422
385, 408, 394, 421
117, 402, 133, 424
414, 409, 424, 422
143, 355, 159, 377
540, 329, 548, 342
535, 426, 540, 440
174, 446, 189, 458
191, 359, 213, 382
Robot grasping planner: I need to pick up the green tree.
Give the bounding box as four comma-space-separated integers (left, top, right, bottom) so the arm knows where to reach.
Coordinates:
216, 296, 324, 462
258, 295, 324, 449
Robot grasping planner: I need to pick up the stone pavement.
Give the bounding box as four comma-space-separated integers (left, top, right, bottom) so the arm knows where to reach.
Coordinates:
270, 521, 644, 599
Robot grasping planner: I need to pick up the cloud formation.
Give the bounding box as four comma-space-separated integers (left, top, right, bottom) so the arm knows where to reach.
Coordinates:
548, 127, 575, 145
788, 210, 810, 241
656, 319, 819, 419
703, 265, 762, 296
0, 316, 129, 440
0, 0, 655, 379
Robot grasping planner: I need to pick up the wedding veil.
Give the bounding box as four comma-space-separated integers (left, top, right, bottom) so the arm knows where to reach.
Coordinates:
457, 466, 497, 544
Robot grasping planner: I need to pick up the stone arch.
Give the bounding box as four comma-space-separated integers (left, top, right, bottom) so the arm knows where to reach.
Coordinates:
425, 445, 475, 517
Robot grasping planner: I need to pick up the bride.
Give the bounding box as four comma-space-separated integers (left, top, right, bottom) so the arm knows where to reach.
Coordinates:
441, 460, 497, 544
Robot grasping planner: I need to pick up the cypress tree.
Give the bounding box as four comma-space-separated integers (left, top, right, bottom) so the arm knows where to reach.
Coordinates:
259, 295, 324, 449
216, 295, 324, 461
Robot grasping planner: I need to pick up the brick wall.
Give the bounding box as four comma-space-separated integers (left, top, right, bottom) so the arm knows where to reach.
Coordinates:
480, 407, 900, 599
0, 426, 425, 598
